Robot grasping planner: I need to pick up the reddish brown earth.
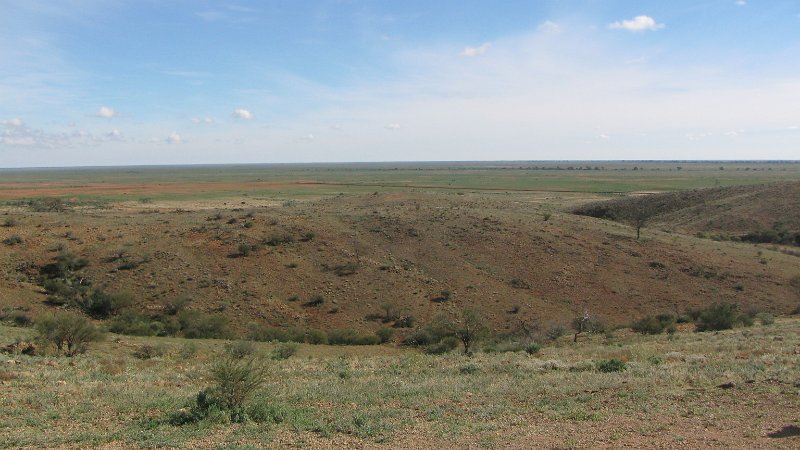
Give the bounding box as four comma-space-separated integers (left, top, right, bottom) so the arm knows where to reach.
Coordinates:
2, 190, 798, 335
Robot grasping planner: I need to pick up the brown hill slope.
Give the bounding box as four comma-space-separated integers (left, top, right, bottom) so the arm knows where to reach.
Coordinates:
1, 191, 798, 336
572, 181, 800, 240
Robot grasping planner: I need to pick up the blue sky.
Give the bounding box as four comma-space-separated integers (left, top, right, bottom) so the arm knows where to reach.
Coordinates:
1, 0, 799, 167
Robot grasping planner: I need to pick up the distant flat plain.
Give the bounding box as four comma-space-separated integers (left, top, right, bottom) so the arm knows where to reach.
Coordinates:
2, 161, 799, 203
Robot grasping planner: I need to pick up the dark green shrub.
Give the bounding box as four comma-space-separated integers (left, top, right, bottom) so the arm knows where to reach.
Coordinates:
264, 234, 294, 246
80, 289, 132, 318
2, 235, 23, 245
109, 311, 170, 336
1, 310, 32, 327
305, 329, 328, 345
525, 342, 542, 355
178, 311, 233, 339
695, 302, 752, 332
303, 295, 325, 307
631, 314, 676, 335
376, 327, 395, 343
327, 328, 381, 345
35, 312, 102, 356
597, 359, 627, 373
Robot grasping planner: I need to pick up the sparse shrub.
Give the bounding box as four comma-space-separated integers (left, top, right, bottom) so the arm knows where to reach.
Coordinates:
376, 327, 395, 343
393, 315, 415, 328
173, 355, 268, 424
525, 342, 542, 355
264, 234, 294, 246
509, 279, 530, 289
425, 336, 459, 354
542, 212, 551, 221
133, 343, 167, 360
332, 262, 359, 277
1, 310, 32, 327
695, 302, 752, 332
163, 296, 190, 315
226, 340, 257, 359
754, 311, 774, 325
299, 232, 315, 242
596, 358, 627, 373
35, 312, 102, 356
544, 324, 567, 341
459, 363, 480, 375
272, 343, 298, 360
303, 295, 325, 307
3, 235, 23, 245
2, 217, 17, 227
237, 243, 253, 257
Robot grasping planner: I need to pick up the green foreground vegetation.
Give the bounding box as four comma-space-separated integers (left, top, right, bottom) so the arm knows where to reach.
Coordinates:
1, 317, 798, 448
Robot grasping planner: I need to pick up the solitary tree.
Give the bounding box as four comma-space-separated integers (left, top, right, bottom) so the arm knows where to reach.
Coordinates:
454, 308, 488, 355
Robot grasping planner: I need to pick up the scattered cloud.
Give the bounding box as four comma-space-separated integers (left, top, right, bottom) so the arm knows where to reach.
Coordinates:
461, 42, 491, 57
1, 120, 126, 148
106, 129, 123, 140
598, 133, 610, 140
609, 15, 665, 32
735, 0, 746, 6
384, 123, 401, 130
232, 108, 253, 120
2, 117, 24, 127
301, 133, 315, 141
166, 131, 182, 144
95, 106, 117, 118
537, 21, 561, 33
192, 117, 215, 124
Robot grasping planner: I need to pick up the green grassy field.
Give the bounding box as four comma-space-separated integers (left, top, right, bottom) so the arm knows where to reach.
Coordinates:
1, 319, 798, 448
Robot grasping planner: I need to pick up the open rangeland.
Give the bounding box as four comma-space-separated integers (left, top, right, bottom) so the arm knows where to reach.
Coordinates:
1, 162, 799, 448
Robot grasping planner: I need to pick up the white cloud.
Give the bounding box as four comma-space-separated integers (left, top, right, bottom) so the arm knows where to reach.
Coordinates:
95, 106, 117, 118
301, 133, 315, 141
232, 108, 253, 120
609, 16, 665, 32
106, 129, 123, 140
192, 116, 215, 124
461, 42, 491, 57
166, 132, 182, 144
538, 21, 561, 33
384, 123, 401, 130
598, 134, 610, 139
735, 0, 746, 6
2, 117, 24, 127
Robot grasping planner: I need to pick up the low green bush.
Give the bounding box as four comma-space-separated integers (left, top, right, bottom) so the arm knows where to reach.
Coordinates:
695, 302, 753, 332
596, 359, 627, 373
35, 312, 102, 356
